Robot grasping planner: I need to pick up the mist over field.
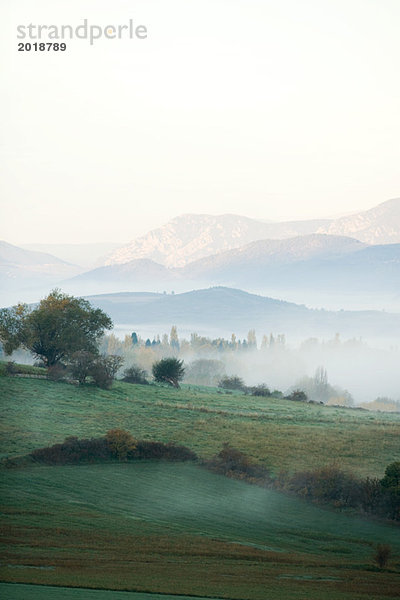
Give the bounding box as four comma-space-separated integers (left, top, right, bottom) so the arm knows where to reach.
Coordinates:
221, 341, 399, 405
108, 326, 399, 405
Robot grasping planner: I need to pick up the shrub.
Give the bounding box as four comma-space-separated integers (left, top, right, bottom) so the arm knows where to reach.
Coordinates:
359, 477, 384, 514
381, 461, 400, 489
31, 436, 110, 464
30, 433, 196, 464
286, 390, 308, 402
373, 544, 392, 569
380, 461, 400, 520
208, 443, 269, 481
47, 364, 67, 381
106, 429, 137, 461
135, 440, 197, 461
218, 376, 246, 391
122, 365, 149, 385
217, 443, 251, 472
152, 358, 185, 388
90, 361, 113, 389
280, 463, 399, 521
250, 384, 271, 397
69, 351, 96, 384
287, 465, 359, 507
5, 361, 17, 375
104, 355, 124, 378
184, 359, 225, 386
90, 355, 124, 389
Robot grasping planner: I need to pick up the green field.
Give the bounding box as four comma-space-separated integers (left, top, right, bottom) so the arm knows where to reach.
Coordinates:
0, 584, 221, 600
1, 463, 400, 599
1, 377, 399, 476
1, 375, 400, 599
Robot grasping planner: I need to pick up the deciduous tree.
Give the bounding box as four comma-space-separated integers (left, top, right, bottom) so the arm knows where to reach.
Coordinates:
0, 290, 112, 366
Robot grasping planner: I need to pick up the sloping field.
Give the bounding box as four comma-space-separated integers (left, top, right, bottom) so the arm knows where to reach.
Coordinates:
1, 377, 399, 477
1, 463, 400, 600
1, 376, 400, 599
0, 583, 217, 600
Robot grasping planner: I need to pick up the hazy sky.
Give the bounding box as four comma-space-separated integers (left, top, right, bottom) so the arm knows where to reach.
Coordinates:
1, 0, 399, 244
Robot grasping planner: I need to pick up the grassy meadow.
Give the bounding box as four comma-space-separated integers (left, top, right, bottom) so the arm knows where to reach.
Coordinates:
1, 462, 400, 599
0, 584, 219, 600
1, 376, 399, 476
1, 373, 400, 599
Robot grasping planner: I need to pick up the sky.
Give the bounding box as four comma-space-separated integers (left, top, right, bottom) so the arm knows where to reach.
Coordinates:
1, 0, 399, 244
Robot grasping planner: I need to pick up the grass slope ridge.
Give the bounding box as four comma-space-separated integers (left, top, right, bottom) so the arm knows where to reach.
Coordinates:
1, 377, 399, 477
0, 584, 220, 600
1, 463, 400, 599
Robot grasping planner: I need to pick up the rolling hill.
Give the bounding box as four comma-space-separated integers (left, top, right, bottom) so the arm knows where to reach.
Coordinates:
2, 376, 399, 473
1, 376, 399, 599
2, 459, 400, 599
84, 287, 400, 342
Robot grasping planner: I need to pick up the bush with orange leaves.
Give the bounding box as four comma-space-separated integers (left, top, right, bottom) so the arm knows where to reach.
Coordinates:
106, 428, 137, 461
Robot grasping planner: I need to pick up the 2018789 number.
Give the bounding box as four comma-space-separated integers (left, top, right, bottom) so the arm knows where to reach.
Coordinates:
18, 42, 67, 51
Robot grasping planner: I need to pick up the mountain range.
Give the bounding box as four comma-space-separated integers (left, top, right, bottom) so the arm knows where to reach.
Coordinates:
104, 198, 400, 268
1, 198, 399, 311
65, 234, 400, 307
182, 236, 400, 293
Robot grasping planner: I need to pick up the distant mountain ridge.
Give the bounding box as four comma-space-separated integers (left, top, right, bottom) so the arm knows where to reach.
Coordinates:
181, 237, 400, 293
317, 197, 400, 244
71, 259, 176, 284
22, 242, 124, 269
68, 233, 365, 286
105, 213, 290, 268
85, 287, 400, 342
0, 241, 68, 267
105, 198, 400, 268
0, 241, 82, 298
182, 234, 366, 277
62, 234, 400, 312
2, 198, 399, 311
